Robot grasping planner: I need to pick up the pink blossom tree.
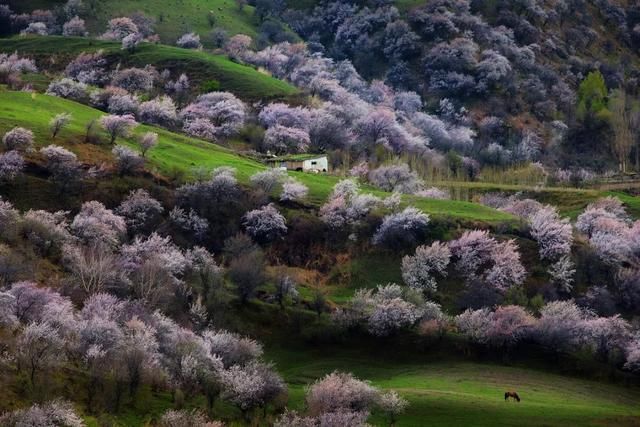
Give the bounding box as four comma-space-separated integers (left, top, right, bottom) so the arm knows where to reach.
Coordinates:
202, 329, 263, 367
624, 338, 640, 373
401, 242, 451, 293
243, 203, 287, 243
484, 239, 526, 292
62, 16, 87, 36
181, 92, 247, 138
250, 168, 286, 194
165, 73, 190, 106
220, 361, 286, 417
119, 233, 188, 306
170, 207, 209, 240
62, 243, 120, 295
71, 200, 127, 247
225, 34, 252, 60
111, 67, 155, 93
280, 178, 308, 202
40, 145, 81, 190
3, 127, 34, 152
65, 52, 109, 86
583, 315, 632, 361
100, 114, 138, 144
50, 113, 72, 139
138, 96, 178, 126
177, 32, 202, 49
0, 400, 85, 427
108, 92, 140, 115
111, 145, 144, 176
102, 17, 139, 41
139, 132, 158, 157
0, 151, 24, 182
306, 371, 379, 416
372, 207, 430, 249
263, 125, 310, 154
368, 163, 423, 194
258, 103, 312, 129
17, 321, 65, 386
46, 78, 88, 101
378, 391, 409, 426
534, 300, 593, 354
116, 189, 164, 232
529, 206, 573, 261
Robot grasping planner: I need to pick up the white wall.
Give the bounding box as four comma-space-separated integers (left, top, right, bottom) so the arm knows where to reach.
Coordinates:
302, 157, 328, 172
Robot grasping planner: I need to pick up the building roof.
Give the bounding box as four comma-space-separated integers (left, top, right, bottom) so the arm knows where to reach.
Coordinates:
265, 154, 327, 162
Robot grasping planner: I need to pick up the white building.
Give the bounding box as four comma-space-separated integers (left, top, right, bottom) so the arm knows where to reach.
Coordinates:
266, 154, 329, 173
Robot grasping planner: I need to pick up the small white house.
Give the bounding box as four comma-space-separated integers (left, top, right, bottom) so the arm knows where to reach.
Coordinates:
266, 154, 329, 173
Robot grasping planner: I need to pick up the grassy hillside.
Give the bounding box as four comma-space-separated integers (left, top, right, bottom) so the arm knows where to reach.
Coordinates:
9, 0, 261, 42
0, 90, 514, 224
0, 36, 298, 101
276, 350, 640, 427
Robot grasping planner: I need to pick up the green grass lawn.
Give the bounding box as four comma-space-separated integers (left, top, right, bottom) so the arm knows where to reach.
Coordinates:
11, 0, 262, 42
0, 90, 516, 224
270, 346, 640, 427
0, 36, 297, 101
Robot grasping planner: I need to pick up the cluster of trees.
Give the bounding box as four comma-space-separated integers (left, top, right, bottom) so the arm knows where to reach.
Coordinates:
483, 194, 576, 292
481, 193, 640, 313
456, 301, 638, 368
48, 50, 252, 143
0, 284, 285, 422
0, 51, 37, 89
278, 0, 640, 172
0, 121, 156, 189
401, 229, 526, 295
1, 1, 88, 39
334, 283, 640, 374
334, 283, 445, 337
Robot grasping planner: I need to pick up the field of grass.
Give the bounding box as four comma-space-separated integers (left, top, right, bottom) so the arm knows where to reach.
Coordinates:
10, 0, 262, 42
270, 345, 640, 427
434, 180, 640, 220
0, 90, 514, 224
0, 36, 298, 101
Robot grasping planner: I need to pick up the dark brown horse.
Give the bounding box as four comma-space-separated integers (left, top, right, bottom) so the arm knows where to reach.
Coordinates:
504, 391, 520, 402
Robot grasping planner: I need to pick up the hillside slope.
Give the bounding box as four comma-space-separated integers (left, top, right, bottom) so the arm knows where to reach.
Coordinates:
0, 36, 298, 101
0, 90, 514, 223
7, 0, 261, 42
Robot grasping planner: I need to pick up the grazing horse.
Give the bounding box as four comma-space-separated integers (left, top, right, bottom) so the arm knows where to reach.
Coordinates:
504, 391, 521, 402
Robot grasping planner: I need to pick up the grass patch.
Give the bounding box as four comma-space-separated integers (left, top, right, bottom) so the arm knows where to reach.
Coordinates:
0, 36, 298, 101
269, 345, 640, 427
